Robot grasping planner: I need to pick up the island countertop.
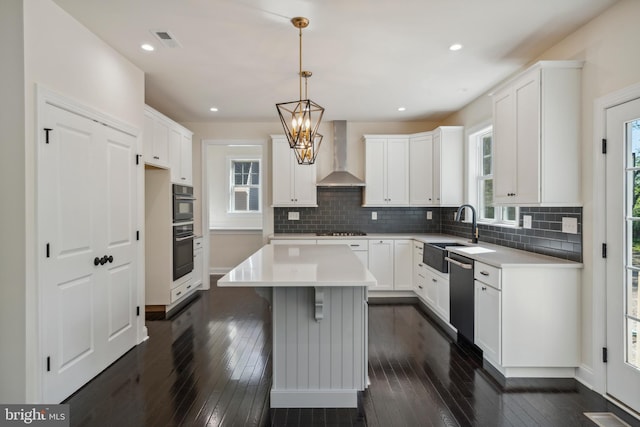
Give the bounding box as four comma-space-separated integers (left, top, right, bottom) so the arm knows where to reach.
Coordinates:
218, 244, 377, 288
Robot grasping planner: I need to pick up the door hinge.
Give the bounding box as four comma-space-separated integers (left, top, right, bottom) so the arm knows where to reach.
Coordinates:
136, 306, 140, 317
602, 347, 608, 363
46, 243, 50, 258
602, 138, 607, 154
44, 128, 52, 144
136, 230, 140, 241
46, 356, 51, 372
602, 243, 607, 259
135, 154, 141, 165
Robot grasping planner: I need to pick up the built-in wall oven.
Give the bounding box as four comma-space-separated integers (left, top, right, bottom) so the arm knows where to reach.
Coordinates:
173, 184, 195, 223
173, 222, 195, 280
173, 184, 195, 281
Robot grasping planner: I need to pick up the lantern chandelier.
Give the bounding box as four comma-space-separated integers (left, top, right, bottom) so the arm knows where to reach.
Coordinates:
275, 17, 325, 165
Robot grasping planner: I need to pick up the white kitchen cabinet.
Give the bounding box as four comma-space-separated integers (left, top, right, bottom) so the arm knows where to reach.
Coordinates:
394, 240, 413, 291
272, 136, 317, 206
492, 61, 582, 206
472, 261, 580, 378
408, 128, 463, 207
432, 127, 464, 206
317, 239, 368, 267
368, 239, 394, 291
475, 278, 501, 365
412, 241, 425, 293
143, 106, 170, 168
409, 133, 434, 205
363, 137, 409, 206
170, 127, 193, 185
193, 237, 204, 288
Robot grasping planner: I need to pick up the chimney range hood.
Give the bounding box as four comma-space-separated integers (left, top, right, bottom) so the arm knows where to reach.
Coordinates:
316, 120, 365, 187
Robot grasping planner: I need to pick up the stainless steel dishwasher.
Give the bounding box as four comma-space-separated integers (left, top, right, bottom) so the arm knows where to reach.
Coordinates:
446, 252, 475, 343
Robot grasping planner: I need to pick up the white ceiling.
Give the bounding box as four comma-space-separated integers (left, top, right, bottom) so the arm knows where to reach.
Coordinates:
53, 0, 618, 123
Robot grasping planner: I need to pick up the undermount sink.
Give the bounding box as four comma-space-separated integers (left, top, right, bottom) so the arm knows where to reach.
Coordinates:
454, 246, 496, 255
423, 242, 469, 273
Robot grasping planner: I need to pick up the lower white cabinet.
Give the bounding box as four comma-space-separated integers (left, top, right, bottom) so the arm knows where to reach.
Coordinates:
473, 261, 581, 377
193, 237, 204, 288
368, 240, 394, 291
475, 279, 501, 365
393, 240, 413, 291
422, 267, 450, 322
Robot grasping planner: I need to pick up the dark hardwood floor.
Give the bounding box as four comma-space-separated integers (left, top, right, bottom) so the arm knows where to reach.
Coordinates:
64, 278, 640, 426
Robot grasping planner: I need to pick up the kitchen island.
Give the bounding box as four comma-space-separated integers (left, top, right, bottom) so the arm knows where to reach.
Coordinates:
218, 244, 376, 408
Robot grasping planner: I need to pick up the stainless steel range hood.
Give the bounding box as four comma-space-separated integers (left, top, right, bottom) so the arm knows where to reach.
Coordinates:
316, 120, 365, 187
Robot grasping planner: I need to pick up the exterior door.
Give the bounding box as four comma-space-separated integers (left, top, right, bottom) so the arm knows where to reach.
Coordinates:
40, 102, 137, 402
605, 96, 640, 413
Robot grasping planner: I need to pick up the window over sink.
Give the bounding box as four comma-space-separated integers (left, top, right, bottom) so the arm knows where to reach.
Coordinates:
470, 125, 518, 227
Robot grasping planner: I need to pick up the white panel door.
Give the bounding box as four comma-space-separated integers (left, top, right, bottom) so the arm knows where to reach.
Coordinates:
102, 125, 137, 363
368, 240, 394, 291
409, 135, 434, 205
40, 103, 137, 403
605, 97, 640, 413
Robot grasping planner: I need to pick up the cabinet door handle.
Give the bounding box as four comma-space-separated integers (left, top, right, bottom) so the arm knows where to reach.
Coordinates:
482, 286, 487, 291
418, 285, 423, 290
153, 156, 159, 160
432, 278, 437, 282
480, 271, 489, 276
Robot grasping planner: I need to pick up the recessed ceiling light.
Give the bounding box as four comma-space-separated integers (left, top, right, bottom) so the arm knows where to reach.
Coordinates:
398, 107, 406, 112
449, 43, 463, 51
209, 107, 219, 112
141, 43, 155, 52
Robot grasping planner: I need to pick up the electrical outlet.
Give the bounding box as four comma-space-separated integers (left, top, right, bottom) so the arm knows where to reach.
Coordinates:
427, 211, 433, 220
562, 217, 578, 234
523, 215, 532, 229
288, 211, 300, 221
372, 211, 377, 220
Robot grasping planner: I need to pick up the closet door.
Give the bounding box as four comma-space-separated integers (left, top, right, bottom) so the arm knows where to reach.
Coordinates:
39, 103, 137, 403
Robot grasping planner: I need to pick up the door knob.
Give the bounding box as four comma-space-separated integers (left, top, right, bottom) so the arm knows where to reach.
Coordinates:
107, 255, 114, 263
100, 255, 108, 265
94, 257, 101, 266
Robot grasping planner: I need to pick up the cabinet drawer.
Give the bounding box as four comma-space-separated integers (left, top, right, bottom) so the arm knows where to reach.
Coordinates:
170, 279, 196, 303
316, 239, 368, 251
475, 262, 501, 289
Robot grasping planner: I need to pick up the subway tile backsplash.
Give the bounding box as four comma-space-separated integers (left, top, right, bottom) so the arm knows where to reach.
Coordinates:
273, 188, 582, 262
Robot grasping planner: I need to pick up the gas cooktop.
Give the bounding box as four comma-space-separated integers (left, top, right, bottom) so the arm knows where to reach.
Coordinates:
315, 231, 367, 236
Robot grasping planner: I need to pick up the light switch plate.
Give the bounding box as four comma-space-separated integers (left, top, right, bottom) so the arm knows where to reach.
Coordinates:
523, 215, 532, 229
288, 211, 300, 221
427, 211, 433, 220
562, 217, 578, 234
372, 212, 377, 220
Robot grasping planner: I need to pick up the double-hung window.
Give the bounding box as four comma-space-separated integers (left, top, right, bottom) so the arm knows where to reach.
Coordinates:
475, 128, 517, 225
230, 160, 261, 213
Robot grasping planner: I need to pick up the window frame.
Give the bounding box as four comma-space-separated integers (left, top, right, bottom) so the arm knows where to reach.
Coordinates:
227, 157, 262, 214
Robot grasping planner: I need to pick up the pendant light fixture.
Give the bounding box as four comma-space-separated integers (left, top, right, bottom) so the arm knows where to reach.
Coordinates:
276, 17, 325, 165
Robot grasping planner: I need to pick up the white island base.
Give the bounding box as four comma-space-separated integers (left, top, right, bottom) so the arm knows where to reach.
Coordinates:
219, 244, 376, 408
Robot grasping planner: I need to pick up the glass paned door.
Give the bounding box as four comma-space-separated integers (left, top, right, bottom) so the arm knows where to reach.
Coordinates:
625, 119, 640, 370
606, 97, 640, 413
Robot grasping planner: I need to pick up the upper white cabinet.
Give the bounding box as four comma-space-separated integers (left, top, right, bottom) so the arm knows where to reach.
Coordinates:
143, 107, 170, 168
492, 61, 582, 206
272, 136, 317, 206
170, 127, 193, 185
410, 127, 463, 206
363, 136, 409, 206
144, 105, 193, 185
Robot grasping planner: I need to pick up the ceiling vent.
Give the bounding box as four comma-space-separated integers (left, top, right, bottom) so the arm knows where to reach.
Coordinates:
151, 30, 182, 48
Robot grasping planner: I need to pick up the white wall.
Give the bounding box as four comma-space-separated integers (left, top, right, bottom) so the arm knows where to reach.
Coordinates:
442, 0, 640, 388
0, 0, 145, 403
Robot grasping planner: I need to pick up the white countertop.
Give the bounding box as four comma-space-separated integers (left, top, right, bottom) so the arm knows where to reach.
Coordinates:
270, 233, 583, 269
218, 244, 377, 287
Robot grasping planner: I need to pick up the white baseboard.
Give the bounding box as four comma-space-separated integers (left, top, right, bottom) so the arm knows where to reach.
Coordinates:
270, 389, 358, 408
575, 364, 595, 390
